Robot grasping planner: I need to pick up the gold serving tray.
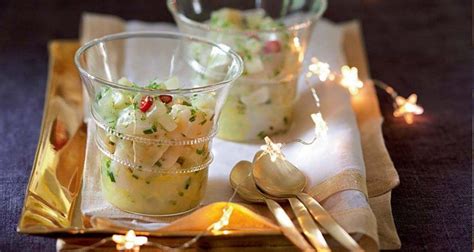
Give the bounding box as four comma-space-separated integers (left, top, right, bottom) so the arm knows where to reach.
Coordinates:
17, 21, 369, 251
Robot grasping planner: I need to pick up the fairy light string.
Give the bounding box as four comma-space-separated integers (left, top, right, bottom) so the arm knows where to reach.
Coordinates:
307, 57, 424, 124
65, 57, 423, 251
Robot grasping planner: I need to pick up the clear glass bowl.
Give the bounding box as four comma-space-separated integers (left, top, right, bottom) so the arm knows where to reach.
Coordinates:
168, 0, 327, 141
75, 32, 243, 216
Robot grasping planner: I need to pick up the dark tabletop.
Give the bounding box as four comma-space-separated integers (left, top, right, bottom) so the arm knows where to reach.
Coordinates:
0, 0, 471, 251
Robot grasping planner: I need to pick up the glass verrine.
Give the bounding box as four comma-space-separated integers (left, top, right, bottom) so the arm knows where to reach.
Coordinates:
168, 0, 327, 141
75, 32, 243, 216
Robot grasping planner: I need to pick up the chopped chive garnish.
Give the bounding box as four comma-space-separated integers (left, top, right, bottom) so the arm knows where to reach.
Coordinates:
143, 124, 157, 134
105, 158, 111, 168
143, 128, 154, 134
155, 160, 162, 167
147, 82, 164, 90
283, 117, 289, 125
132, 174, 139, 180
189, 116, 196, 122
196, 148, 204, 155
199, 119, 207, 125
182, 101, 192, 106
184, 177, 191, 190
107, 171, 115, 183
178, 191, 184, 197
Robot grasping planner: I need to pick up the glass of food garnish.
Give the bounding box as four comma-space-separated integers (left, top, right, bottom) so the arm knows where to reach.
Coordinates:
168, 0, 327, 141
75, 32, 243, 216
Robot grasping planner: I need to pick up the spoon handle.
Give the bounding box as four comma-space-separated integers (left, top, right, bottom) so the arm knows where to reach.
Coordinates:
296, 193, 363, 252
264, 198, 315, 252
288, 198, 331, 252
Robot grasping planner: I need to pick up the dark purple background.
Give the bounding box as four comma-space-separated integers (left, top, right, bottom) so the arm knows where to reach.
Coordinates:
0, 0, 471, 251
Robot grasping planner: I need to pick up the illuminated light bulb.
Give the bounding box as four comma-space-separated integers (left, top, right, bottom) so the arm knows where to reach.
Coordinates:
260, 136, 285, 162
311, 113, 328, 139
308, 61, 331, 82
112, 230, 148, 251
340, 66, 364, 95
393, 94, 424, 124
328, 73, 336, 81
212, 206, 234, 232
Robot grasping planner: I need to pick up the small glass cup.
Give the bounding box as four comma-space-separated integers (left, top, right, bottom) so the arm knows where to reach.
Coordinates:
75, 32, 242, 216
168, 0, 327, 141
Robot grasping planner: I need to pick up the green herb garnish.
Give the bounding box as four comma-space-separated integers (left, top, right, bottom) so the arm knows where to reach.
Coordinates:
132, 174, 139, 180
107, 170, 115, 183
143, 125, 157, 134
196, 148, 205, 155
182, 100, 192, 106
184, 177, 191, 190
199, 119, 207, 125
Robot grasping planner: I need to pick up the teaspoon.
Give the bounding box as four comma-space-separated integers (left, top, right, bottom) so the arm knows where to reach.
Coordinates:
230, 161, 317, 252
252, 151, 362, 251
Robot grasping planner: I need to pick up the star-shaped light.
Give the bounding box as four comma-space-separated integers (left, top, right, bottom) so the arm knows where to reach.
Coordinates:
112, 230, 148, 251
340, 66, 364, 95
308, 58, 331, 81
211, 205, 234, 232
393, 94, 424, 124
260, 136, 285, 162
311, 112, 328, 139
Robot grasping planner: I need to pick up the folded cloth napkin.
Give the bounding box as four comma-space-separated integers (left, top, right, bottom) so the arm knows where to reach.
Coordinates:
80, 13, 400, 250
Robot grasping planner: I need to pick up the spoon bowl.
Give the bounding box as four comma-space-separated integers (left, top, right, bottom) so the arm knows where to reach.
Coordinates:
252, 151, 306, 197
229, 160, 266, 203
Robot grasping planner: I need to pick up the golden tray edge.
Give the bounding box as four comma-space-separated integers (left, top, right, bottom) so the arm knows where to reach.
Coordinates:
17, 20, 369, 246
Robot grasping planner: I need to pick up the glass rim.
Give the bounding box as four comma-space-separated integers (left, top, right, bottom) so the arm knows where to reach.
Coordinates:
167, 0, 327, 34
74, 31, 244, 95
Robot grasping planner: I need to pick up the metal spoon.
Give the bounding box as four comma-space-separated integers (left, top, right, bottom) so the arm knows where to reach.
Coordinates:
252, 151, 363, 252
251, 174, 330, 252
230, 161, 318, 252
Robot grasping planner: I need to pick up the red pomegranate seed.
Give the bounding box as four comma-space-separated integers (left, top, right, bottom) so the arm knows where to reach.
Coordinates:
159, 95, 173, 104
139, 96, 153, 112
263, 40, 281, 54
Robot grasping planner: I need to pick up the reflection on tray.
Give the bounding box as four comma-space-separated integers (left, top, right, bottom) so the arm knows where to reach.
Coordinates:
18, 42, 86, 232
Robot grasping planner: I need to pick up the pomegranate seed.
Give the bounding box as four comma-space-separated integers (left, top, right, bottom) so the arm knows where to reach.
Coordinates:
139, 96, 153, 112
159, 95, 173, 104
263, 40, 281, 54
